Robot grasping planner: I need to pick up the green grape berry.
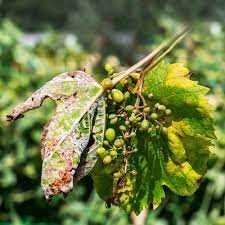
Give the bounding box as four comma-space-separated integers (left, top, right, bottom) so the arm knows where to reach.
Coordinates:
97, 147, 106, 158
162, 127, 168, 134
103, 155, 112, 164
110, 117, 118, 124
130, 170, 137, 176
147, 93, 153, 99
150, 112, 158, 120
154, 103, 160, 108
103, 140, 110, 146
165, 109, 172, 115
114, 171, 122, 178
105, 128, 116, 142
125, 105, 134, 112
141, 119, 149, 130
119, 125, 126, 131
110, 150, 118, 158
109, 114, 116, 119
111, 89, 124, 103
105, 63, 114, 74
143, 107, 150, 113
125, 120, 130, 126
114, 139, 125, 148
124, 91, 130, 99
158, 105, 166, 111
130, 131, 136, 137
101, 78, 113, 90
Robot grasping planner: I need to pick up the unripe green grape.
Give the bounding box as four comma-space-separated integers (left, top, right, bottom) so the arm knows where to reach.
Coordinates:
150, 112, 158, 120
110, 150, 118, 158
131, 170, 137, 176
124, 91, 130, 99
130, 131, 136, 137
130, 72, 140, 80
141, 119, 149, 130
101, 78, 113, 90
125, 120, 130, 126
103, 155, 112, 164
125, 105, 134, 112
105, 63, 114, 74
148, 93, 153, 99
114, 139, 125, 148
119, 125, 126, 131
148, 127, 153, 133
162, 127, 167, 134
165, 109, 172, 115
154, 103, 160, 108
110, 117, 118, 124
111, 89, 124, 103
143, 107, 150, 113
107, 93, 112, 100
158, 105, 166, 111
103, 140, 110, 146
109, 114, 116, 119
97, 147, 106, 158
114, 171, 122, 178
133, 109, 139, 114
105, 128, 116, 142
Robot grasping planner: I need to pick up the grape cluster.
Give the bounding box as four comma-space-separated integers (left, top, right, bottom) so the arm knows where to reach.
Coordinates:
98, 72, 173, 209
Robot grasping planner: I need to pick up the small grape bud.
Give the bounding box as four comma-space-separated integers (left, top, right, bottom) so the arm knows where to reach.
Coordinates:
119, 125, 126, 131
124, 91, 130, 99
141, 119, 149, 130
162, 127, 167, 134
103, 140, 110, 146
105, 128, 116, 142
111, 89, 124, 103
114, 171, 122, 178
130, 72, 140, 80
125, 105, 134, 112
150, 113, 158, 120
103, 155, 112, 164
130, 170, 137, 176
114, 139, 125, 148
130, 131, 136, 137
165, 109, 172, 115
110, 117, 118, 124
143, 107, 150, 113
110, 150, 117, 158
109, 114, 116, 119
105, 63, 114, 74
125, 120, 130, 126
148, 127, 153, 133
133, 109, 139, 114
158, 105, 166, 111
154, 103, 160, 108
101, 78, 113, 90
148, 93, 153, 98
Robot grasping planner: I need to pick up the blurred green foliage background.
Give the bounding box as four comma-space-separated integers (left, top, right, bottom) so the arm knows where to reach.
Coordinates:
0, 1, 224, 224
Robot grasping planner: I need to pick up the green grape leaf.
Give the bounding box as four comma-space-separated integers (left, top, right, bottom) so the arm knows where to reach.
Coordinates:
128, 62, 215, 213
7, 71, 103, 199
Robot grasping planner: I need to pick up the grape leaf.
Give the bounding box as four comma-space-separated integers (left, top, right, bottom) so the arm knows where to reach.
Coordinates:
7, 71, 103, 199
127, 62, 216, 213
73, 96, 106, 183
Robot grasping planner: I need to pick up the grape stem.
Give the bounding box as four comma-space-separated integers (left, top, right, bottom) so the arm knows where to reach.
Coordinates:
109, 26, 190, 87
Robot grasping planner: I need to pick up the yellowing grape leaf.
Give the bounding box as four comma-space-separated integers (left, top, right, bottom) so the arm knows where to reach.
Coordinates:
121, 62, 215, 214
